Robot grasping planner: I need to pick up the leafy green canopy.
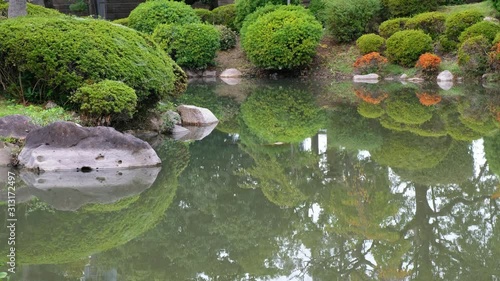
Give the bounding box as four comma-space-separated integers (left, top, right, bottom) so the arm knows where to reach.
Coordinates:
0, 16, 179, 105
234, 0, 300, 30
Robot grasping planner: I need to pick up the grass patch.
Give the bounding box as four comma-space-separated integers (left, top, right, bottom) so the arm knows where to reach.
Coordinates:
440, 59, 463, 76
383, 64, 418, 77
0, 99, 77, 126
437, 1, 498, 17
328, 44, 360, 78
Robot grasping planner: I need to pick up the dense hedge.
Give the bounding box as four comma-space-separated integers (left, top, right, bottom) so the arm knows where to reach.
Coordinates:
0, 2, 61, 17
386, 30, 433, 67
459, 20, 500, 43
241, 7, 322, 69
378, 17, 409, 38
234, 0, 300, 30
0, 16, 179, 105
128, 0, 200, 33
212, 4, 237, 30
458, 35, 491, 77
194, 8, 213, 23
444, 9, 483, 42
356, 33, 385, 54
323, 0, 381, 43
405, 12, 446, 40
153, 23, 220, 69
383, 0, 438, 18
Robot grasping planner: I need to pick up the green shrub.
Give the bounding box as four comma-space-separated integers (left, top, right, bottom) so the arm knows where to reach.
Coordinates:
386, 30, 433, 67
385, 90, 433, 125
128, 0, 200, 33
71, 80, 137, 125
383, 0, 438, 18
494, 0, 500, 14
241, 8, 322, 69
194, 8, 213, 23
0, 16, 178, 105
378, 17, 409, 38
112, 17, 129, 26
216, 25, 237, 50
308, 0, 327, 24
444, 9, 483, 42
153, 23, 220, 69
323, 0, 381, 43
405, 12, 446, 40
458, 35, 491, 77
437, 34, 458, 53
356, 33, 385, 54
212, 4, 237, 30
234, 0, 300, 30
357, 102, 385, 118
0, 2, 62, 17
459, 20, 500, 43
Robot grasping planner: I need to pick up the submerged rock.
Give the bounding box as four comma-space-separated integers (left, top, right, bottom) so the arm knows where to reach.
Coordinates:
18, 122, 161, 171
0, 115, 40, 140
177, 105, 219, 126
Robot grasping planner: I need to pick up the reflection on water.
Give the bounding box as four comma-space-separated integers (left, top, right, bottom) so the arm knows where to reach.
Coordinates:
2, 81, 500, 280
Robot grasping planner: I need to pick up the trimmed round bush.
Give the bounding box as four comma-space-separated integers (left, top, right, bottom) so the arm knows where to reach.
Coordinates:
405, 12, 446, 40
112, 17, 129, 26
194, 8, 213, 23
437, 34, 458, 53
153, 23, 220, 69
324, 0, 381, 43
241, 8, 322, 69
71, 80, 137, 125
0, 16, 178, 104
386, 30, 433, 67
234, 0, 300, 30
379, 17, 409, 38
384, 0, 438, 18
216, 25, 237, 50
356, 33, 385, 54
458, 35, 491, 77
357, 102, 385, 118
459, 20, 500, 43
128, 0, 200, 34
385, 90, 433, 125
444, 9, 483, 42
0, 2, 62, 17
212, 4, 237, 31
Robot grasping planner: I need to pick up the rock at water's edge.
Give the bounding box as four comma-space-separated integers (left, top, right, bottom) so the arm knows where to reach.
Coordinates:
353, 74, 380, 83
437, 70, 454, 82
0, 115, 40, 140
220, 68, 242, 78
177, 105, 219, 126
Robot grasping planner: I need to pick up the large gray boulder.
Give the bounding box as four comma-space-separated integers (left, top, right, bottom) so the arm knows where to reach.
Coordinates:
177, 105, 219, 126
18, 122, 161, 171
0, 115, 40, 140
0, 142, 15, 166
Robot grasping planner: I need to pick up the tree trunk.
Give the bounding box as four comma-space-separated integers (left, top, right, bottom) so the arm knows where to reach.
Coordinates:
8, 0, 27, 18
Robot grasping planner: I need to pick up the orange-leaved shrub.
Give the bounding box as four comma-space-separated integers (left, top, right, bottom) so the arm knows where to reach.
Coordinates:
355, 89, 389, 104
416, 92, 442, 106
415, 53, 441, 74
353, 52, 388, 74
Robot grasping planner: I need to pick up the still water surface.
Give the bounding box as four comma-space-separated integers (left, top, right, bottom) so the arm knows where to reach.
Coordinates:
1, 80, 500, 280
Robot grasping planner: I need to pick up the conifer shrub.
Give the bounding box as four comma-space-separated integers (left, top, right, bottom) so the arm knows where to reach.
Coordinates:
71, 80, 137, 125
0, 2, 61, 17
459, 21, 500, 43
0, 16, 178, 105
383, 0, 438, 18
323, 0, 381, 43
152, 23, 220, 69
112, 17, 129, 26
386, 30, 433, 67
234, 0, 300, 30
241, 8, 322, 69
216, 25, 237, 50
378, 17, 409, 38
211, 4, 237, 30
444, 9, 483, 42
194, 8, 213, 23
356, 34, 385, 54
128, 0, 200, 34
458, 35, 491, 77
405, 12, 446, 40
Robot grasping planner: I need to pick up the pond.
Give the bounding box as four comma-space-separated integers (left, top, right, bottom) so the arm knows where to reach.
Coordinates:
1, 79, 500, 280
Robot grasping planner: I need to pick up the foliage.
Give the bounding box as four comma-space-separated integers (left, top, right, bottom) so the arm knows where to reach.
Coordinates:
241, 8, 322, 70
484, 133, 500, 175
194, 8, 213, 23
323, 0, 381, 43
211, 4, 237, 31
0, 99, 76, 126
128, 0, 200, 34
385, 89, 433, 125
383, 0, 439, 18
356, 33, 385, 54
308, 0, 327, 24
357, 102, 385, 118
216, 25, 237, 51
152, 23, 220, 69
234, 0, 300, 30
458, 35, 490, 77
69, 0, 88, 13
0, 16, 178, 106
386, 30, 433, 67
240, 87, 325, 143
0, 3, 61, 17
415, 53, 441, 76
112, 17, 129, 26
437, 34, 458, 53
444, 9, 483, 42
459, 20, 500, 43
378, 17, 409, 39
353, 52, 388, 74
416, 92, 442, 106
405, 12, 446, 40
71, 80, 137, 125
